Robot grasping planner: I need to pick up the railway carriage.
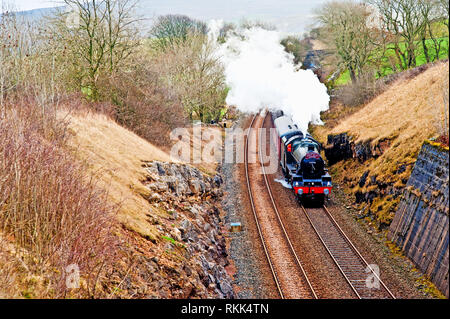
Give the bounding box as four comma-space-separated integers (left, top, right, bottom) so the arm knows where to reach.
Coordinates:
272, 113, 332, 205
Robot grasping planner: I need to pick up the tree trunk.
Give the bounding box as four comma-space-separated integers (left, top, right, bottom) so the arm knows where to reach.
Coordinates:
407, 44, 416, 68
349, 67, 357, 85
394, 45, 407, 70
422, 37, 430, 64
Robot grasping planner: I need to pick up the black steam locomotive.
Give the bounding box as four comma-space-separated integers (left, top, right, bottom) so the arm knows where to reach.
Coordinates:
272, 112, 332, 205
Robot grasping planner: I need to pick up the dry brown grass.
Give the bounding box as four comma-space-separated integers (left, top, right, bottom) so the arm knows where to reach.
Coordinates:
314, 61, 449, 226
318, 61, 449, 181
65, 111, 224, 240
330, 61, 448, 145
169, 125, 223, 176
65, 110, 176, 240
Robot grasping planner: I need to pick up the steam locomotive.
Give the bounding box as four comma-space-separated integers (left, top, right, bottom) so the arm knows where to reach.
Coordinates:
272, 112, 332, 205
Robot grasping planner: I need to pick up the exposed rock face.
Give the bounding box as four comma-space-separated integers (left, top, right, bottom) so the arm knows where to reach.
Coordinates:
388, 142, 449, 298
325, 133, 403, 222
325, 133, 392, 165
144, 161, 223, 199
123, 161, 235, 299
354, 171, 402, 207
358, 170, 370, 188
325, 133, 353, 165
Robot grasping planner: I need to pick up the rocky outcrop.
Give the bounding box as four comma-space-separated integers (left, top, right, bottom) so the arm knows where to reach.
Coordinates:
144, 161, 224, 199
388, 142, 449, 298
121, 161, 235, 299
325, 133, 403, 224
325, 133, 392, 165
354, 172, 402, 203
325, 133, 353, 165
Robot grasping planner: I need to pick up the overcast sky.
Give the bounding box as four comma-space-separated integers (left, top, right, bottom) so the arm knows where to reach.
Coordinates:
4, 0, 61, 11
6, 0, 326, 34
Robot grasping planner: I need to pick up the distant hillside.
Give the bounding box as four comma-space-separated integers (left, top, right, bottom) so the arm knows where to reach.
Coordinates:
10, 0, 328, 34
13, 7, 61, 21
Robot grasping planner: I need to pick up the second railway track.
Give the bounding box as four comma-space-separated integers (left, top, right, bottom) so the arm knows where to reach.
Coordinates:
301, 205, 396, 299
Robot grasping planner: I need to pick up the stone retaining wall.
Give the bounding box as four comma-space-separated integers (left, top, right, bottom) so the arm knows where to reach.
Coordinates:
388, 142, 449, 297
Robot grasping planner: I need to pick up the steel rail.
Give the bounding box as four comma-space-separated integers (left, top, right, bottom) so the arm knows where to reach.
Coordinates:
300, 205, 361, 298
322, 205, 396, 299
301, 204, 396, 299
244, 113, 284, 298
259, 111, 318, 299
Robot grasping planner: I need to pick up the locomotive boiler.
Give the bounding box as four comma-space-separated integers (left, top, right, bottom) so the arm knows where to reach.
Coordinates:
273, 113, 332, 205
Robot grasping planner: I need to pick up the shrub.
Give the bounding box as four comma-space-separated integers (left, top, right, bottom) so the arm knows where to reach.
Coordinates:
149, 14, 208, 51
335, 71, 386, 107
98, 54, 188, 147
0, 100, 119, 298
280, 36, 310, 65
151, 34, 228, 123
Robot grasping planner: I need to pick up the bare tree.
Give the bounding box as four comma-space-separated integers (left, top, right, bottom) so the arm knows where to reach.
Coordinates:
437, 0, 449, 55
48, 0, 140, 100
0, 2, 22, 117
315, 1, 377, 84
0, 2, 48, 115
419, 0, 434, 63
149, 14, 207, 50
104, 0, 141, 71
369, 0, 427, 70
438, 0, 449, 34
240, 19, 277, 31
154, 34, 227, 122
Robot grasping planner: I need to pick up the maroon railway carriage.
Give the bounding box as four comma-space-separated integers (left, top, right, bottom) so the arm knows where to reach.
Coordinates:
272, 112, 332, 205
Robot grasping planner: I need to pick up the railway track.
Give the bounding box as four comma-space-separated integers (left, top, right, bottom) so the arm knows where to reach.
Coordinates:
301, 205, 396, 299
245, 112, 318, 299
246, 111, 395, 299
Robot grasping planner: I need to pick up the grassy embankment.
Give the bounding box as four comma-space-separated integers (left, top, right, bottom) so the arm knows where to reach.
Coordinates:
0, 104, 223, 298
313, 61, 449, 227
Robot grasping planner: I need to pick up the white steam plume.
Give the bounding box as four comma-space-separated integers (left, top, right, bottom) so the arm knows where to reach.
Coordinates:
209, 21, 330, 133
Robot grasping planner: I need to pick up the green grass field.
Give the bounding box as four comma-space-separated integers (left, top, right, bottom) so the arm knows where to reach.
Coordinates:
334, 37, 449, 86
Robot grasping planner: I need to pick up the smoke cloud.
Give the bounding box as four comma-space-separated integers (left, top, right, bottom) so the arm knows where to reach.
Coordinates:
210, 22, 330, 133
